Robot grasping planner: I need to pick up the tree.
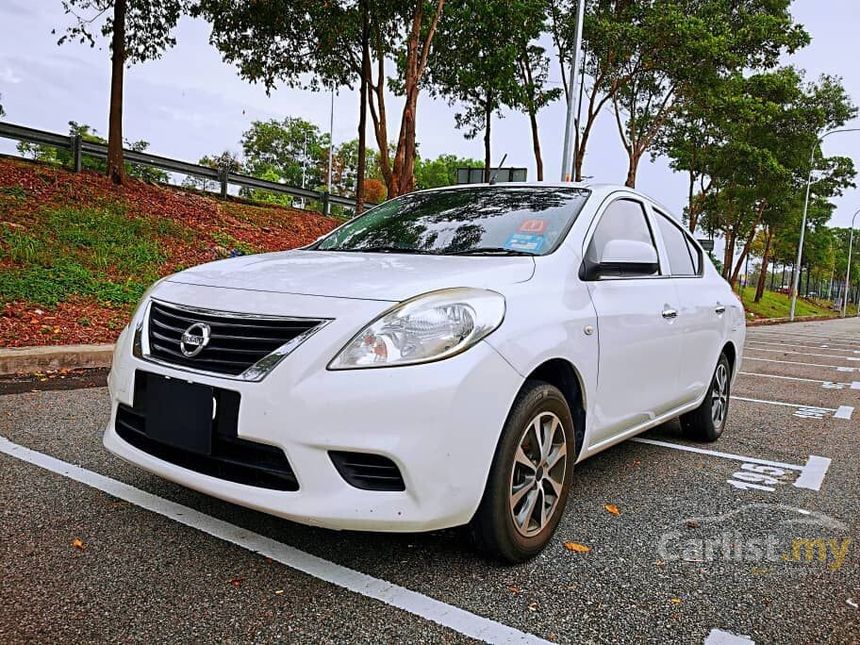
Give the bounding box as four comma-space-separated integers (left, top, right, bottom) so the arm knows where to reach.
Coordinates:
196, 0, 445, 199
182, 151, 243, 192
414, 153, 482, 189
429, 0, 529, 180
241, 118, 331, 191
58, 0, 186, 184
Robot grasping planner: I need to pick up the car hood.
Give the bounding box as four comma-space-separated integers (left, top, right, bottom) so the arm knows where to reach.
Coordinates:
166, 250, 536, 301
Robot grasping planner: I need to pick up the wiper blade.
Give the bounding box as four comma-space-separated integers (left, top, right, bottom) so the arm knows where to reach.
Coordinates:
327, 246, 436, 255
445, 247, 537, 257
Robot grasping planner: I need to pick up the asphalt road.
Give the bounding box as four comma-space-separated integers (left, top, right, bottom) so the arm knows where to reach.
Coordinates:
1, 318, 859, 644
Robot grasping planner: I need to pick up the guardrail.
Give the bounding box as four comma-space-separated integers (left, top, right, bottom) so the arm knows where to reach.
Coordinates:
0, 121, 365, 214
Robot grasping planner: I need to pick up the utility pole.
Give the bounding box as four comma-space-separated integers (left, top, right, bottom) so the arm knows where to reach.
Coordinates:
559, 0, 586, 182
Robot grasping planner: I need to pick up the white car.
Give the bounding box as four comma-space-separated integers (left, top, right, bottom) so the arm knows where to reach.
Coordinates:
105, 184, 745, 562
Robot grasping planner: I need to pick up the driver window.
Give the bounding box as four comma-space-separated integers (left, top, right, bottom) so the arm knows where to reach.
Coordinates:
586, 199, 658, 271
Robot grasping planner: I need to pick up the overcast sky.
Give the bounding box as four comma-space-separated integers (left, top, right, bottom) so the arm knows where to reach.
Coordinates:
1, 0, 858, 229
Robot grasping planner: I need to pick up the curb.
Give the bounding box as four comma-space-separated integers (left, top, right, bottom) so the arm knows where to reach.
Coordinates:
0, 344, 115, 376
746, 314, 843, 327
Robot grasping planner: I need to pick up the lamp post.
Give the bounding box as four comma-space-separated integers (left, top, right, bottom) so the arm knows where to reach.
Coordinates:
789, 127, 860, 321
842, 208, 860, 318
559, 0, 586, 182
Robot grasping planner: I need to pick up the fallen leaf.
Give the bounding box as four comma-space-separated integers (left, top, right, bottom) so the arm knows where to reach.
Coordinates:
563, 541, 591, 553
275, 590, 285, 595
227, 577, 244, 587
670, 598, 682, 605
507, 585, 522, 594
527, 601, 539, 612
603, 503, 621, 516
71, 538, 85, 550
685, 519, 700, 529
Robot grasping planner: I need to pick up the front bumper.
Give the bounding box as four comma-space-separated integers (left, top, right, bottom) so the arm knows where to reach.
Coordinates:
104, 286, 523, 532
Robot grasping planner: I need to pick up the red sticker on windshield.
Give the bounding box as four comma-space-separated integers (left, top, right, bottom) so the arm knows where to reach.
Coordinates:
519, 219, 547, 233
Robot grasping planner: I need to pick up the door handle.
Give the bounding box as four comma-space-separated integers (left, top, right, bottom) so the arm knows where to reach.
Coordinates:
662, 308, 678, 320
715, 304, 726, 315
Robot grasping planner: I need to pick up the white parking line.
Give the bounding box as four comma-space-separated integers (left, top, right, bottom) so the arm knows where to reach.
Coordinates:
745, 346, 860, 361
630, 438, 830, 490
0, 436, 549, 645
738, 371, 854, 390
704, 628, 754, 644
746, 340, 860, 355
748, 331, 860, 345
732, 395, 852, 420
743, 356, 855, 372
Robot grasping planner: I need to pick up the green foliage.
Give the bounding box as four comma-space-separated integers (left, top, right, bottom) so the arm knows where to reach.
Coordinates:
414, 154, 483, 190
241, 118, 330, 190
0, 205, 165, 307
58, 0, 187, 65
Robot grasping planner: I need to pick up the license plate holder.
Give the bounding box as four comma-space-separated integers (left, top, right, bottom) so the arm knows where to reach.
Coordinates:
145, 375, 213, 454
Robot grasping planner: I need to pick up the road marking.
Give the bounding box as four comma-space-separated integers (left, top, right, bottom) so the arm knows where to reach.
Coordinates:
738, 372, 853, 390
0, 436, 549, 645
630, 438, 830, 490
745, 346, 859, 361
748, 331, 860, 345
746, 340, 860, 355
743, 356, 855, 372
704, 628, 754, 644
834, 406, 855, 420
732, 395, 851, 420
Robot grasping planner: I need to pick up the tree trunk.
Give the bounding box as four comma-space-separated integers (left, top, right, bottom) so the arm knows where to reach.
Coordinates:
483, 94, 492, 182
722, 231, 735, 281
107, 0, 127, 185
624, 151, 639, 188
355, 0, 369, 214
687, 170, 698, 233
730, 228, 756, 288
755, 227, 774, 303
528, 107, 542, 181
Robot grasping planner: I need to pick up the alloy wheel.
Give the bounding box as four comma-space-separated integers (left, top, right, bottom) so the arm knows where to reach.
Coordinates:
509, 411, 568, 537
711, 362, 729, 427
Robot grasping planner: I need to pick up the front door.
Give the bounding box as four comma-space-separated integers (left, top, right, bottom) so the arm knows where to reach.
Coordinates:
582, 197, 685, 449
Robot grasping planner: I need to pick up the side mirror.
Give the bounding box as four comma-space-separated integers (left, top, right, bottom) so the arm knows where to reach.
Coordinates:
583, 239, 659, 279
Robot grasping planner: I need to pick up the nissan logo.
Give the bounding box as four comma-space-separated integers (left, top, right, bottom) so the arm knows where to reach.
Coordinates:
180, 322, 211, 357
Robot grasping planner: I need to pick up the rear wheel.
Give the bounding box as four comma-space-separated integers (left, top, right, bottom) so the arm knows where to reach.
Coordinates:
681, 353, 731, 442
471, 381, 575, 563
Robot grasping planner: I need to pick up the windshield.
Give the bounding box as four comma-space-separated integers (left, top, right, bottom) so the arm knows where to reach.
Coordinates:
313, 186, 590, 256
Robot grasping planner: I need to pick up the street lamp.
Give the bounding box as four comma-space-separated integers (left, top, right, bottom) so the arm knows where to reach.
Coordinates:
842, 208, 860, 318
559, 0, 586, 182
789, 127, 860, 321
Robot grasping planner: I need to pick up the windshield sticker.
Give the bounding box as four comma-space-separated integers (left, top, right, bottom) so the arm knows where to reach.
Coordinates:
504, 233, 545, 253
519, 219, 547, 233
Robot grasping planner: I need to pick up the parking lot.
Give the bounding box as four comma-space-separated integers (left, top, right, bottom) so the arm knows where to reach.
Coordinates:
1, 317, 858, 644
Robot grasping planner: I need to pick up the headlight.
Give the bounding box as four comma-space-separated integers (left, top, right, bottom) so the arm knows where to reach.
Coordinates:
329, 288, 505, 369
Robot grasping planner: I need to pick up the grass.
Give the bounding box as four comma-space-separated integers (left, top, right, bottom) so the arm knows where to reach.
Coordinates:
738, 286, 856, 319
0, 205, 167, 307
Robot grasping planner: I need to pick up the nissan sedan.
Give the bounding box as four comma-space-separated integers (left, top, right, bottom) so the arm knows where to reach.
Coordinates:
105, 184, 745, 562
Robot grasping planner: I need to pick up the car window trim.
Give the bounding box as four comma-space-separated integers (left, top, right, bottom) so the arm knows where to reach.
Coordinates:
650, 206, 704, 279
580, 193, 665, 281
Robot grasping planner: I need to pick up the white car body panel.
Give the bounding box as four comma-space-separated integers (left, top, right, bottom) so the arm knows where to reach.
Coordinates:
104, 183, 745, 532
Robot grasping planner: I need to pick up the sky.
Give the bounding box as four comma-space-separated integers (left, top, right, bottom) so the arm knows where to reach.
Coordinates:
0, 0, 859, 230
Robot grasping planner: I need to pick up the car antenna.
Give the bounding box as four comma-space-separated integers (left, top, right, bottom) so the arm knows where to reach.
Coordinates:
489, 154, 507, 185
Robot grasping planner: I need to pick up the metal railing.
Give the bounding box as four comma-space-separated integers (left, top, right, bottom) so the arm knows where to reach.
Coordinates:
0, 121, 365, 214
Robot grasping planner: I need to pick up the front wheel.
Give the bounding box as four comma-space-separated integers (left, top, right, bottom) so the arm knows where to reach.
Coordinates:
681, 353, 731, 442
470, 380, 575, 563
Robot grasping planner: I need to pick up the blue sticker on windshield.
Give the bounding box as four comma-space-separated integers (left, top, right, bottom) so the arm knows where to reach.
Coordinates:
504, 233, 545, 253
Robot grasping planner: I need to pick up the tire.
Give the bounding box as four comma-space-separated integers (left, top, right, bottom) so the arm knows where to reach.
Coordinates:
470, 380, 575, 563
680, 353, 731, 442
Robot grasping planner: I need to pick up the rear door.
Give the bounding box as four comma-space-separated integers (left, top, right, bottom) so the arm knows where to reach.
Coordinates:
583, 196, 685, 449
650, 207, 725, 403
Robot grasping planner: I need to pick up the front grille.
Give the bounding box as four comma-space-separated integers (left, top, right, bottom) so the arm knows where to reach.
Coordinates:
115, 371, 299, 491
147, 301, 323, 377
329, 451, 405, 491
